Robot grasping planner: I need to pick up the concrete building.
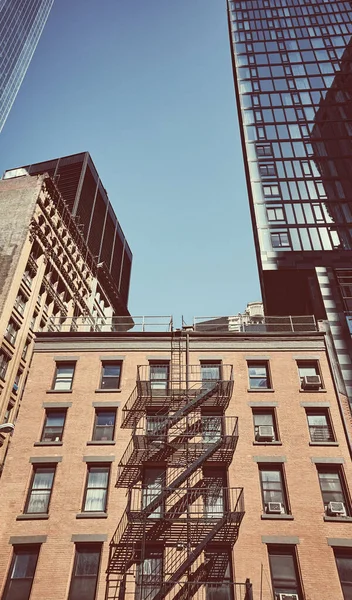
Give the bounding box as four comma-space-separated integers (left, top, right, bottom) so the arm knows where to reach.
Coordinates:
0, 316, 352, 599
0, 0, 54, 133
0, 166, 132, 472
226, 0, 352, 410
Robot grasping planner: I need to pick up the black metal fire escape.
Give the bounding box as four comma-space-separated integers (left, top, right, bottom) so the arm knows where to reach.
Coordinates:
106, 331, 252, 600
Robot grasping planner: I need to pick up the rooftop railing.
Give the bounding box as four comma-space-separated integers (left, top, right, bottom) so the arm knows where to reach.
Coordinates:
193, 314, 317, 333
45, 315, 173, 333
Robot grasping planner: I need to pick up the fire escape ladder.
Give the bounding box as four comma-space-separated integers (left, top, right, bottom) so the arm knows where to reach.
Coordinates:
170, 330, 185, 388
139, 438, 223, 517
152, 515, 228, 600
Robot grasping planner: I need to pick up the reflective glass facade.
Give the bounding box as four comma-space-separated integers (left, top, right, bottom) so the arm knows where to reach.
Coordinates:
228, 0, 352, 309
0, 0, 54, 132
228, 1, 352, 401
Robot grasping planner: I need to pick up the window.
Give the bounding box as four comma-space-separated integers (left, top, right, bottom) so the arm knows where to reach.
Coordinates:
41, 410, 66, 442
12, 371, 21, 394
22, 339, 30, 360
253, 410, 278, 442
92, 410, 116, 441
206, 551, 232, 600
4, 403, 13, 424
202, 415, 222, 443
22, 270, 33, 288
259, 466, 288, 514
0, 351, 10, 380
100, 362, 121, 390
306, 410, 335, 443
247, 362, 270, 389
149, 363, 169, 393
53, 362, 75, 390
271, 231, 291, 248
68, 544, 101, 600
2, 545, 40, 600
200, 362, 221, 382
142, 468, 165, 519
136, 549, 163, 600
317, 467, 350, 517
5, 320, 19, 346
25, 466, 55, 514
203, 469, 226, 519
83, 466, 110, 512
268, 545, 302, 598
14, 293, 27, 315
297, 360, 321, 389
335, 549, 352, 600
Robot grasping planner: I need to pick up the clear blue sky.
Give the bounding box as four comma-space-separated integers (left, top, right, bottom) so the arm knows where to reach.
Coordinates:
0, 0, 261, 325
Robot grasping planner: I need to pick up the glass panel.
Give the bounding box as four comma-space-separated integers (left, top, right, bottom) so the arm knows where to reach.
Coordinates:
201, 364, 221, 380
269, 550, 299, 593
42, 411, 65, 442
335, 553, 352, 600
150, 365, 169, 391
84, 467, 109, 512
27, 468, 54, 514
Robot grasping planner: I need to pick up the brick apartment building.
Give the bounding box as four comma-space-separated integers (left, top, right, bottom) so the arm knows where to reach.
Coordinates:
0, 156, 132, 472
0, 316, 352, 600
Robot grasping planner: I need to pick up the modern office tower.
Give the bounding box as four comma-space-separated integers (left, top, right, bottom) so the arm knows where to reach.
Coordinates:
227, 1, 352, 404
0, 316, 352, 599
0, 0, 54, 132
0, 162, 132, 472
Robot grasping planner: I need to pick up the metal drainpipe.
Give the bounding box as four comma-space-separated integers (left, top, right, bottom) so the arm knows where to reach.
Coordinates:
186, 330, 190, 389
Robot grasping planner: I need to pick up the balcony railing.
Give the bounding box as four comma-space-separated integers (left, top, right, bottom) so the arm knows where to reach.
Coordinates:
105, 575, 253, 600
45, 315, 173, 333
192, 315, 317, 333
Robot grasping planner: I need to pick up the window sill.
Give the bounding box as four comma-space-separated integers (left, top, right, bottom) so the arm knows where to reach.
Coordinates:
17, 513, 49, 521
309, 441, 338, 446
34, 441, 63, 447
299, 389, 327, 393
247, 389, 275, 393
324, 516, 352, 523
95, 389, 122, 393
46, 389, 73, 394
253, 441, 282, 446
87, 441, 116, 446
261, 514, 294, 520
76, 512, 108, 519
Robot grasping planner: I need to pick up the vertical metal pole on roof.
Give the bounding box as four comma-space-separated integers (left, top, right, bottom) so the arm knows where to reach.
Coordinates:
186, 330, 190, 390
245, 579, 253, 600
289, 315, 294, 332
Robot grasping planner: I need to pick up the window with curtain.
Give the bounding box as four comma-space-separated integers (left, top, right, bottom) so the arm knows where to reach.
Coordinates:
2, 545, 40, 600
68, 544, 101, 600
25, 466, 55, 514
53, 362, 75, 390
135, 549, 163, 600
268, 545, 302, 597
203, 469, 227, 519
41, 410, 66, 442
149, 363, 169, 392
306, 410, 335, 443
83, 466, 110, 512
200, 362, 221, 382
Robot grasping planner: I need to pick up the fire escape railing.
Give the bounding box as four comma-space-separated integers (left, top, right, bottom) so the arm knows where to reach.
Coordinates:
106, 363, 251, 600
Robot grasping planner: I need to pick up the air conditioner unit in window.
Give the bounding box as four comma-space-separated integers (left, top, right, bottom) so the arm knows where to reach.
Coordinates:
257, 425, 275, 441
302, 375, 321, 390
327, 501, 346, 516
266, 502, 284, 514
277, 594, 299, 600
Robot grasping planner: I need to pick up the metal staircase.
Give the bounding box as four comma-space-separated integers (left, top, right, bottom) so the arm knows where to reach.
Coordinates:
106, 331, 250, 600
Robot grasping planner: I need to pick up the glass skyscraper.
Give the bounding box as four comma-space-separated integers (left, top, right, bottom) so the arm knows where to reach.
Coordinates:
0, 0, 54, 132
227, 1, 352, 403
